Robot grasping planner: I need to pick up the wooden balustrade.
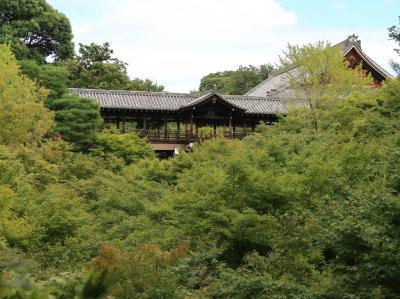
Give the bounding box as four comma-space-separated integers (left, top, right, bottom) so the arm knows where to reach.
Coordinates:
128, 129, 249, 142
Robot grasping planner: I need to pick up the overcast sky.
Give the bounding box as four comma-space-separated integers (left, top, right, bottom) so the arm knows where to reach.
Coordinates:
48, 0, 400, 92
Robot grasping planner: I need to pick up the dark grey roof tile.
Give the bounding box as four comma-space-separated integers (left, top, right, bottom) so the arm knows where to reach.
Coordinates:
69, 88, 308, 115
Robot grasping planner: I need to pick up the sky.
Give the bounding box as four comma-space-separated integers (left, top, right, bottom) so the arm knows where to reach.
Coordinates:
48, 0, 400, 92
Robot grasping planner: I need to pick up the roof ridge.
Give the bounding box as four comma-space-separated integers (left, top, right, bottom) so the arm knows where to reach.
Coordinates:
225, 94, 278, 101
68, 88, 197, 97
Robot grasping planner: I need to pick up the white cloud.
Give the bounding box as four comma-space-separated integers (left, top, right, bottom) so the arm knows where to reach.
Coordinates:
66, 0, 397, 92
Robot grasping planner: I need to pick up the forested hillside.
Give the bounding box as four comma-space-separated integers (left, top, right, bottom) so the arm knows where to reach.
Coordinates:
1, 1, 400, 298
1, 37, 400, 297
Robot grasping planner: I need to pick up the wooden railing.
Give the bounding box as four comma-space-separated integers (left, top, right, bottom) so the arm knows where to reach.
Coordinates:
130, 129, 248, 142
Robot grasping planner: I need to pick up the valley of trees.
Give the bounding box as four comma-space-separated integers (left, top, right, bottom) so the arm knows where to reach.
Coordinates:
1, 1, 400, 298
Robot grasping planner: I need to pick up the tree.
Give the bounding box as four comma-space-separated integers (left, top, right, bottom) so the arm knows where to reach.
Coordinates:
128, 78, 164, 92
19, 60, 69, 98
90, 129, 155, 164
67, 42, 130, 90
199, 64, 274, 95
67, 42, 164, 91
0, 44, 53, 146
0, 0, 74, 62
389, 17, 400, 75
278, 41, 372, 132
45, 95, 102, 151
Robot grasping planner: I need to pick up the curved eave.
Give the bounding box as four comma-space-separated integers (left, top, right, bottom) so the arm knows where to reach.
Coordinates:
180, 92, 246, 113
343, 44, 394, 80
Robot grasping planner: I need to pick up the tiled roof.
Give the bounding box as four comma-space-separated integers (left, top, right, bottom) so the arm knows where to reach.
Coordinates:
246, 34, 393, 97
244, 67, 299, 98
69, 88, 307, 115
225, 95, 308, 114
69, 88, 196, 111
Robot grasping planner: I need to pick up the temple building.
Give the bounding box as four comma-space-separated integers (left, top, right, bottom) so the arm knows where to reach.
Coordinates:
69, 35, 392, 156
246, 34, 393, 97
70, 88, 307, 155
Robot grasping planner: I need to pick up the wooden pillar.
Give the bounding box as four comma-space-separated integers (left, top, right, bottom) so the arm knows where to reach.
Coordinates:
177, 121, 181, 139
243, 120, 247, 136
228, 111, 232, 138
163, 119, 168, 139
213, 122, 217, 138
143, 115, 147, 131
116, 119, 120, 130
195, 122, 198, 137
189, 111, 193, 138
223, 119, 226, 136
252, 123, 255, 132
121, 117, 126, 133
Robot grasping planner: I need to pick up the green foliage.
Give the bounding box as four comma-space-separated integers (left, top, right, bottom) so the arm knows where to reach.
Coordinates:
0, 276, 52, 299
389, 16, 400, 74
45, 95, 102, 151
128, 78, 164, 92
66, 42, 164, 91
0, 0, 74, 62
279, 41, 372, 132
19, 60, 69, 99
91, 129, 155, 164
66, 42, 130, 90
199, 64, 274, 94
0, 45, 53, 146
2, 39, 400, 298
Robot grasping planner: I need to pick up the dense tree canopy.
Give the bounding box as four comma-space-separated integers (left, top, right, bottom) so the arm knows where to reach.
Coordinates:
67, 42, 130, 90
19, 59, 69, 98
45, 95, 102, 151
199, 64, 274, 95
67, 42, 164, 92
279, 41, 371, 131
2, 39, 400, 298
0, 45, 53, 146
0, 0, 74, 62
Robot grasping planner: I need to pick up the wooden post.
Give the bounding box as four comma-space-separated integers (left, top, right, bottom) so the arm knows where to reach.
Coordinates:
163, 119, 168, 139
223, 119, 226, 138
177, 121, 180, 140
228, 111, 232, 138
121, 117, 126, 133
143, 116, 147, 131
189, 110, 193, 138
213, 122, 217, 138
116, 119, 120, 130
